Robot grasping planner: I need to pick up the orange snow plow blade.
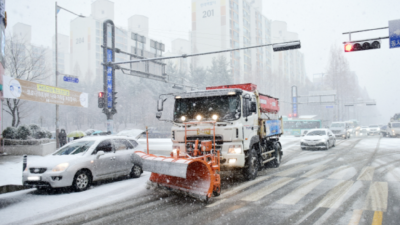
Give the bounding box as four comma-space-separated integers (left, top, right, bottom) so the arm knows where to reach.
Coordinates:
133, 151, 220, 201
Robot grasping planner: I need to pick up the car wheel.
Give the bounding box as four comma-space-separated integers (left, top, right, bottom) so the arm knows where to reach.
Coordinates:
73, 170, 91, 192
332, 140, 335, 147
301, 147, 306, 150
130, 165, 142, 178
242, 148, 259, 181
326, 141, 330, 150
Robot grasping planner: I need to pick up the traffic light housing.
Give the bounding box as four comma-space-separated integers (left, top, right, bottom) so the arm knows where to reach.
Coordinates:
344, 40, 380, 52
98, 92, 105, 108
112, 92, 117, 107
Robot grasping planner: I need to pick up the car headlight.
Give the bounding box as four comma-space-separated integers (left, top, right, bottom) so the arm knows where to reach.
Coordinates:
228, 145, 242, 154
52, 163, 69, 172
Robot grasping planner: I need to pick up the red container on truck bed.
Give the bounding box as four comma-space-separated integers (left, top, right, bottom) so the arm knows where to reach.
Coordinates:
206, 83, 280, 114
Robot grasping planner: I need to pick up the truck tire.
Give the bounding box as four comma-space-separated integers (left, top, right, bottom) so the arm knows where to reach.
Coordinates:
270, 143, 282, 168
242, 148, 259, 181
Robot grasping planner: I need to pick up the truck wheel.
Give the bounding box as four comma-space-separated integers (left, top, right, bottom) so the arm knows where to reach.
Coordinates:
270, 143, 282, 168
242, 148, 259, 181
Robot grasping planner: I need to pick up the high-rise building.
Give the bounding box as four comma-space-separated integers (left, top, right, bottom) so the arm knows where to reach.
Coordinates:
190, 0, 272, 91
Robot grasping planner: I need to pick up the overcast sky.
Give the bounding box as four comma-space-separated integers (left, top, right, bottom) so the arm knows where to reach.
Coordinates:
7, 0, 400, 123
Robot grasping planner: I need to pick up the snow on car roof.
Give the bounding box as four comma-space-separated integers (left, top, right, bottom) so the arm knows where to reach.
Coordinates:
79, 135, 137, 141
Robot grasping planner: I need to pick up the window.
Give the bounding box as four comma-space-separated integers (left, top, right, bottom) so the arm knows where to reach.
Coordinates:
128, 140, 139, 148
114, 139, 135, 151
95, 140, 113, 153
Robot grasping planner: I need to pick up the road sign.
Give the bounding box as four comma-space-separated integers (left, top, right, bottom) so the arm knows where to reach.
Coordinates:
107, 49, 113, 109
389, 19, 400, 49
326, 105, 334, 109
63, 76, 79, 83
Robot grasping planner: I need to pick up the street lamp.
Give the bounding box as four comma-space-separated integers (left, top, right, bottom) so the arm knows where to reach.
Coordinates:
55, 2, 86, 148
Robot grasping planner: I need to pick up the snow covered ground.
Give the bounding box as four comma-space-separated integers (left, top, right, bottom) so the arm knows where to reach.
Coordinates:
0, 136, 301, 224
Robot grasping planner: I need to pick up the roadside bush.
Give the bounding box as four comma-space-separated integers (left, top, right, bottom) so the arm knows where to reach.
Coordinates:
29, 124, 41, 134
46, 130, 52, 139
17, 125, 32, 140
2, 127, 18, 139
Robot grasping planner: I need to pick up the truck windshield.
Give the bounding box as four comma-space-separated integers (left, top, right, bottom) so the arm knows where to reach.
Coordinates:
174, 95, 241, 122
393, 123, 400, 128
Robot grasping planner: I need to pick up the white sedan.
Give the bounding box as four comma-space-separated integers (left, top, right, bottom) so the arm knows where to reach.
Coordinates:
23, 136, 144, 191
300, 129, 336, 150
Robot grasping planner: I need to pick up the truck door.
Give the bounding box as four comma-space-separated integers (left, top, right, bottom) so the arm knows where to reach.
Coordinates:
243, 96, 258, 150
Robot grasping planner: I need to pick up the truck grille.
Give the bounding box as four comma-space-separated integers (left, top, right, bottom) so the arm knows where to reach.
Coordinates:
186, 135, 223, 144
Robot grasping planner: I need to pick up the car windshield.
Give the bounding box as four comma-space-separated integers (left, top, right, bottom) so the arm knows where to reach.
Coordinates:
330, 123, 344, 127
174, 95, 241, 122
369, 125, 379, 127
306, 130, 326, 136
53, 141, 95, 155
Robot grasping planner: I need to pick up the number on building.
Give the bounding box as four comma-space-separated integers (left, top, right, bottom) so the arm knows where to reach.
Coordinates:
202, 9, 214, 18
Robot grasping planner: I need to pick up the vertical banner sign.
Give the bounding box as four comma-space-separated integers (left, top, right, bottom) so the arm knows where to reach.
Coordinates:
389, 19, 400, 49
292, 86, 298, 118
107, 49, 113, 108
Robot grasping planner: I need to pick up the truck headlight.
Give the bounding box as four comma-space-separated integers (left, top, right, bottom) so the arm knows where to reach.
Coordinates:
52, 163, 69, 172
196, 115, 202, 121
212, 114, 218, 120
228, 145, 242, 154
181, 116, 186, 122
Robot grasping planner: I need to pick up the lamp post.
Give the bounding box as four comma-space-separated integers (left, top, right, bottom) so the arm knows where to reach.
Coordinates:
55, 2, 85, 148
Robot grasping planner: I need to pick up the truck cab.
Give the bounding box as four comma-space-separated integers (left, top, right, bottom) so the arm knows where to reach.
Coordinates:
156, 83, 282, 177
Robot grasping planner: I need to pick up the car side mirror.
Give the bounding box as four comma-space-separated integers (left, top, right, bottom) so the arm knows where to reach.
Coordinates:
250, 102, 257, 113
96, 150, 105, 158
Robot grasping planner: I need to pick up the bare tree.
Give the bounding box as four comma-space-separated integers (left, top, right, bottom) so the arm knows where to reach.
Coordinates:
3, 34, 51, 127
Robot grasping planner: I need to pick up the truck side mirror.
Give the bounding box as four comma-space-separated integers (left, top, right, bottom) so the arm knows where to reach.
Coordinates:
388, 123, 391, 128
250, 102, 257, 113
157, 99, 164, 112
156, 112, 162, 119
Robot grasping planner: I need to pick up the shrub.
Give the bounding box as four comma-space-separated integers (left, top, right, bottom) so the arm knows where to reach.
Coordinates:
17, 125, 32, 140
29, 124, 41, 134
46, 130, 52, 139
2, 127, 18, 139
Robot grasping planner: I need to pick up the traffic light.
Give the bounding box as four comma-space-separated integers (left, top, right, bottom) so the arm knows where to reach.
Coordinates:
273, 41, 301, 52
344, 40, 380, 52
98, 92, 105, 108
112, 92, 118, 107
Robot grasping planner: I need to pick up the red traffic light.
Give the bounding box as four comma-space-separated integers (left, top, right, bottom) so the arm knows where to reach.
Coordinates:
98, 92, 104, 98
288, 114, 292, 118
345, 43, 353, 52
294, 113, 297, 117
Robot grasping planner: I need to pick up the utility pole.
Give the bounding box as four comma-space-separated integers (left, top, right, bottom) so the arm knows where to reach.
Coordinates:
54, 3, 85, 146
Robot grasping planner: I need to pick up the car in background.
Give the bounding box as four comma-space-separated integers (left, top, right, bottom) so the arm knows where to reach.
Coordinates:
359, 126, 370, 136
23, 136, 143, 192
380, 125, 388, 137
368, 125, 380, 135
301, 129, 336, 150
330, 122, 351, 139
387, 122, 400, 137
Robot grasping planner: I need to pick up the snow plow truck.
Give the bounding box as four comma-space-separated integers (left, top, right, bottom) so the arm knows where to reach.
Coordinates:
132, 83, 283, 201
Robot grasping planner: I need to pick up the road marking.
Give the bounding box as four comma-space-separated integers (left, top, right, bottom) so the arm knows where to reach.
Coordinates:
363, 182, 388, 212
317, 180, 353, 208
207, 176, 272, 208
348, 209, 363, 225
242, 177, 294, 202
371, 211, 383, 225
329, 166, 350, 180
274, 164, 306, 177
301, 165, 327, 178
357, 166, 375, 181
277, 178, 323, 205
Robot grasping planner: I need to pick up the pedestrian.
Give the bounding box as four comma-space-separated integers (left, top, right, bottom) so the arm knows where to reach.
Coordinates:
59, 129, 67, 147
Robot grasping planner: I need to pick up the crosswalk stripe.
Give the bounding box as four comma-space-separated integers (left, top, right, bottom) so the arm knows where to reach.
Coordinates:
371, 211, 383, 225
363, 182, 388, 212
329, 166, 350, 180
242, 177, 294, 202
317, 180, 353, 208
357, 167, 375, 181
348, 209, 363, 225
277, 178, 323, 205
301, 165, 327, 178
274, 164, 306, 177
